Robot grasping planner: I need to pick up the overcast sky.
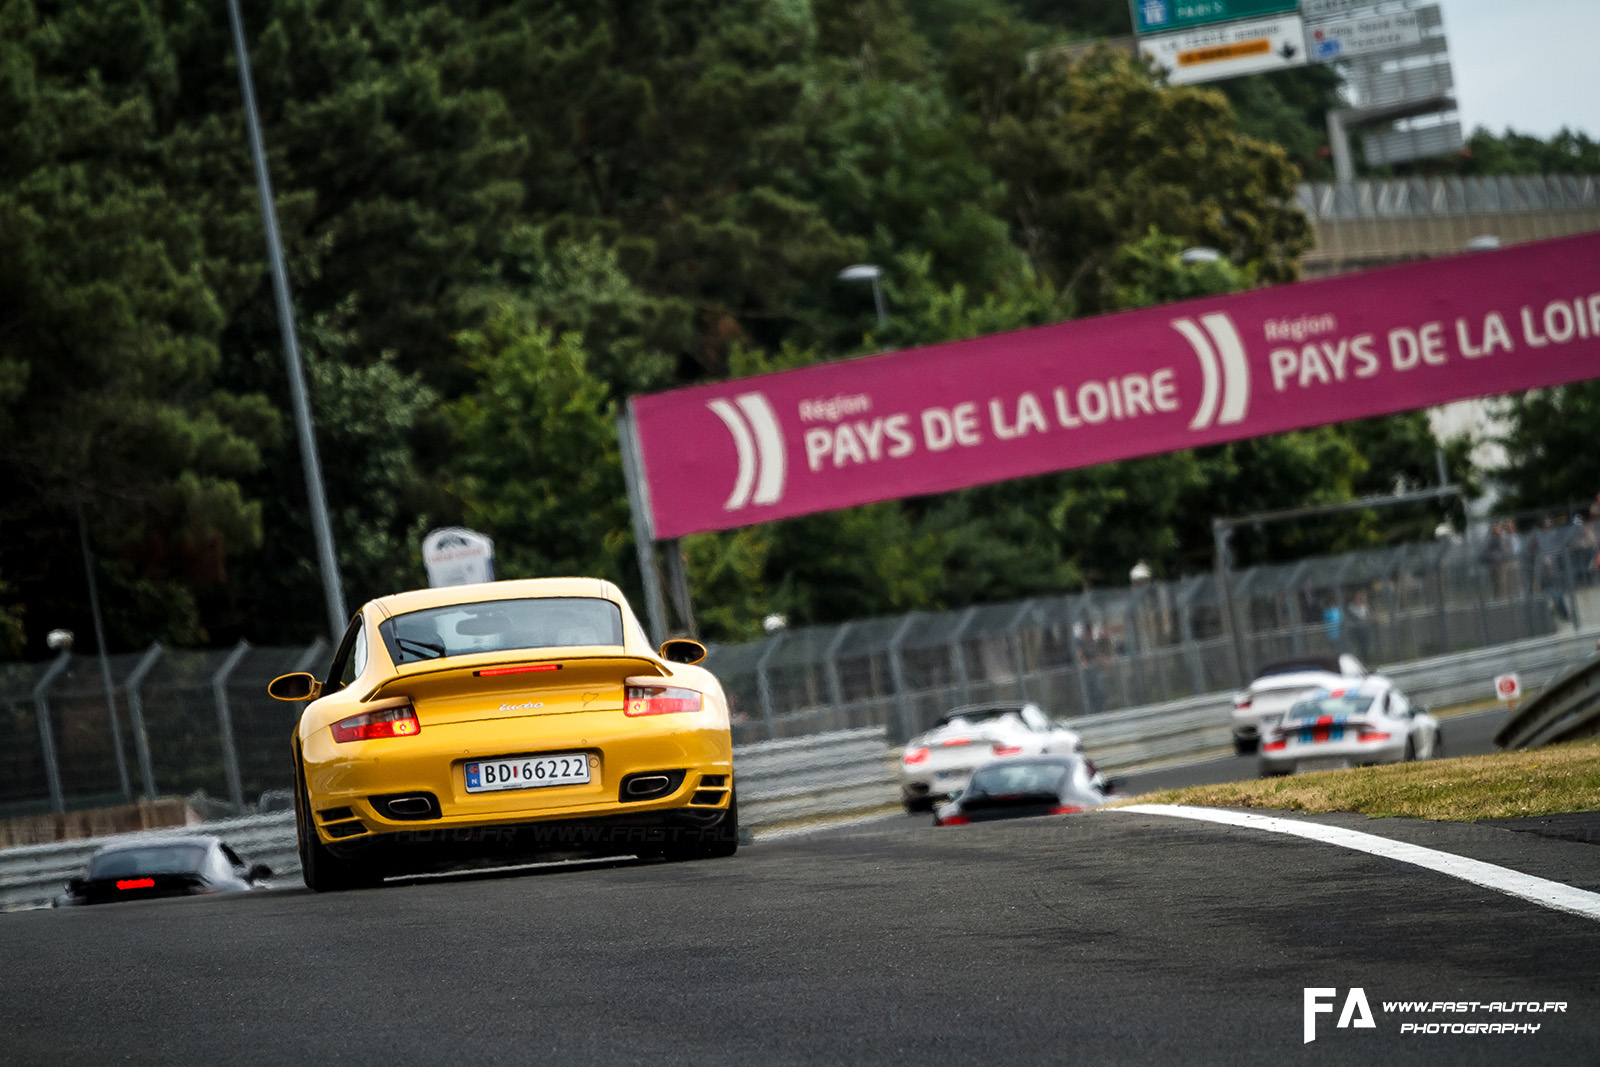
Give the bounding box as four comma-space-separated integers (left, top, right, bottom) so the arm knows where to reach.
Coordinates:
1436, 0, 1600, 138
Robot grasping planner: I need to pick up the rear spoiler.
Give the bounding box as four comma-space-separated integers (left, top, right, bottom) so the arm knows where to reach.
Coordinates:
363, 652, 668, 702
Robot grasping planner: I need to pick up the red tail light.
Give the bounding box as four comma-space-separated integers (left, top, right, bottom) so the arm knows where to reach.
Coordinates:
992, 744, 1024, 756
624, 685, 703, 716
1263, 739, 1287, 751
1234, 694, 1252, 710
1357, 729, 1391, 742
1050, 805, 1085, 815
939, 737, 969, 747
331, 704, 420, 743
936, 814, 969, 826
903, 747, 929, 765
116, 878, 155, 890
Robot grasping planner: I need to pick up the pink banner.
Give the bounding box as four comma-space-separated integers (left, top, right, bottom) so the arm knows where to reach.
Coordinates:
631, 232, 1600, 540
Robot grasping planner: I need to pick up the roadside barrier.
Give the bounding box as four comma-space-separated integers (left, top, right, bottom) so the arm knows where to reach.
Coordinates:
7, 629, 1595, 910
1495, 655, 1600, 750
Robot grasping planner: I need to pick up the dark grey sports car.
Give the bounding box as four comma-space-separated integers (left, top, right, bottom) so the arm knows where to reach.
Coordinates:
932, 755, 1117, 826
55, 836, 273, 906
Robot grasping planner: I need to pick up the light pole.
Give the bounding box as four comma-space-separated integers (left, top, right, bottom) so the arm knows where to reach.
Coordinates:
226, 0, 347, 640
837, 263, 888, 331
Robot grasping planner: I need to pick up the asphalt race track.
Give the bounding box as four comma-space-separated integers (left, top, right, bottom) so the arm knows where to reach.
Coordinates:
6, 704, 1595, 1066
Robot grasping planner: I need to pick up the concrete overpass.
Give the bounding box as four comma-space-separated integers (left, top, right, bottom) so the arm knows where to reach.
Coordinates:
1298, 174, 1600, 278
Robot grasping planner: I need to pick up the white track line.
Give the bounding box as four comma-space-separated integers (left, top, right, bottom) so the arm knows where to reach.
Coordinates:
1115, 804, 1600, 922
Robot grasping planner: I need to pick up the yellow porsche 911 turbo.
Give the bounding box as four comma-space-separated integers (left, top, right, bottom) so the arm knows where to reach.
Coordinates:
267, 577, 736, 891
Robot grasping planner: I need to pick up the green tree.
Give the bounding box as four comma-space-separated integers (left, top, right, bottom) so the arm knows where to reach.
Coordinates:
443, 309, 629, 586
0, 0, 276, 651
1496, 384, 1600, 513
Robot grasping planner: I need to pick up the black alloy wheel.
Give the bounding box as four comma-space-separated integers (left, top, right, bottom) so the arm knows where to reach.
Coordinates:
294, 749, 381, 892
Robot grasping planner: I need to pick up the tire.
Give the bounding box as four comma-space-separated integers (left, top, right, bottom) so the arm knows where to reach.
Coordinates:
1403, 737, 1417, 762
1233, 737, 1258, 756
1432, 728, 1444, 759
903, 794, 935, 814
661, 789, 740, 862
294, 752, 380, 892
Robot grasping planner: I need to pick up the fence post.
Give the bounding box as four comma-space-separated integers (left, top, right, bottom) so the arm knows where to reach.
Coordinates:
886, 614, 920, 744
123, 643, 164, 799
948, 606, 979, 705
211, 640, 252, 814
31, 651, 72, 815
1003, 599, 1038, 701
822, 623, 852, 710
292, 636, 328, 675
753, 633, 784, 740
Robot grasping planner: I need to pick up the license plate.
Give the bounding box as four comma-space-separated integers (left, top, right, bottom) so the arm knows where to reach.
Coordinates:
937, 770, 962, 781
464, 753, 591, 793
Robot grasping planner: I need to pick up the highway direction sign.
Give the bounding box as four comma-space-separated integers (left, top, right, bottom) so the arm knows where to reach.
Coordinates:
1130, 0, 1298, 36
1138, 13, 1308, 84
1306, 10, 1427, 61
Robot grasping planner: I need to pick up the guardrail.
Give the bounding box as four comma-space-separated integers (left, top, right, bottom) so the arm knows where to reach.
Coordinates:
0, 730, 899, 911
9, 629, 1596, 911
1495, 655, 1600, 750
0, 812, 298, 913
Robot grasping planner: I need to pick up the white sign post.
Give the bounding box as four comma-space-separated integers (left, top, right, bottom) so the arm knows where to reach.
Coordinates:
1138, 13, 1308, 85
422, 527, 496, 588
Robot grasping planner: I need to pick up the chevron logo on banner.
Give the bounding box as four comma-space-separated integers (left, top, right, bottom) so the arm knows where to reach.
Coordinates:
706, 393, 788, 511
1172, 313, 1252, 431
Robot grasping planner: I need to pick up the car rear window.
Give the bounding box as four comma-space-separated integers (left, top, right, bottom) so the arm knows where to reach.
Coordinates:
1256, 657, 1341, 678
379, 597, 625, 665
1285, 692, 1376, 722
936, 707, 1022, 728
89, 844, 209, 879
968, 762, 1070, 795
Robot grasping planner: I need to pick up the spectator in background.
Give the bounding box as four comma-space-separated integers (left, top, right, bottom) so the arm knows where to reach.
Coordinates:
1530, 516, 1572, 622
1076, 620, 1110, 715
1482, 521, 1507, 598
1347, 590, 1373, 662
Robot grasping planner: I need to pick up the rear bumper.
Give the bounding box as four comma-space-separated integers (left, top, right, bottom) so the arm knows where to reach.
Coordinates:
301, 709, 732, 846
1261, 739, 1406, 774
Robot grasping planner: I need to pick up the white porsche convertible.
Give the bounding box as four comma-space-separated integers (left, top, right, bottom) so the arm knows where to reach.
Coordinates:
899, 703, 1083, 812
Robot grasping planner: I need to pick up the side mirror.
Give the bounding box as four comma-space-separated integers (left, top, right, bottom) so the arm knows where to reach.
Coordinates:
247, 863, 273, 882
660, 639, 707, 665
267, 672, 322, 701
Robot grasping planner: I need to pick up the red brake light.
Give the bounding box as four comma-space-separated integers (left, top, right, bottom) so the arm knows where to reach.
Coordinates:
624, 685, 703, 716
1263, 739, 1287, 751
477, 664, 561, 677
903, 747, 929, 765
1357, 729, 1391, 742
940, 737, 969, 747
937, 814, 969, 826
992, 744, 1024, 756
331, 704, 420, 743
1234, 694, 1252, 709
1049, 805, 1085, 815
116, 878, 155, 890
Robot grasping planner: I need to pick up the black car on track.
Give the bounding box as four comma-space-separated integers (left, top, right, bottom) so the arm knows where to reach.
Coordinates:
55, 836, 273, 906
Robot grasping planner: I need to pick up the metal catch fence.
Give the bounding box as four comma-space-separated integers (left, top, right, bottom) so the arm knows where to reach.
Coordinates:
2, 516, 1596, 819
712, 518, 1600, 745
